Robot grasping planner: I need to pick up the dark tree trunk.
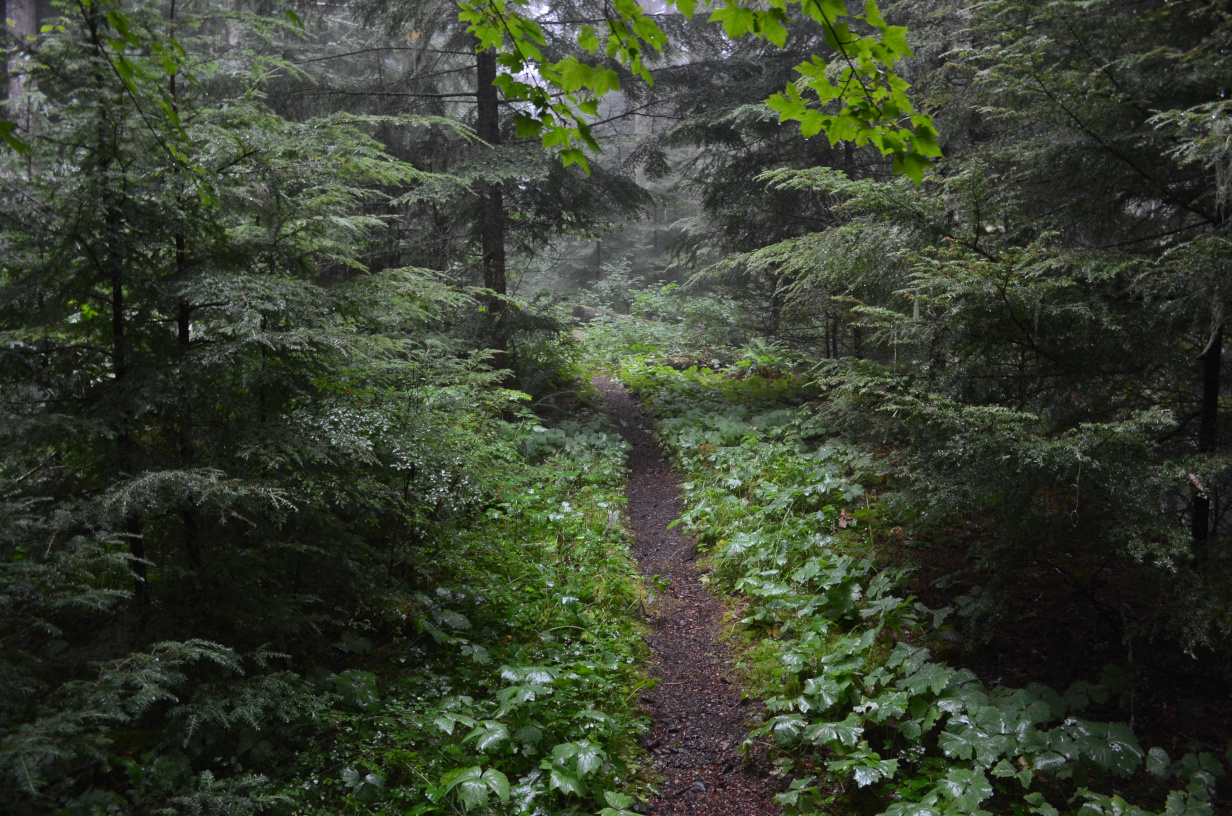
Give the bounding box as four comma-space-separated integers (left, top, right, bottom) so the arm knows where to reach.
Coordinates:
168, 13, 200, 576
7, 0, 35, 116
768, 287, 782, 337
87, 5, 147, 608
177, 303, 190, 349
175, 236, 200, 573
475, 47, 507, 368
126, 514, 147, 610
112, 250, 148, 606
1194, 323, 1223, 546
113, 266, 148, 607
111, 270, 126, 378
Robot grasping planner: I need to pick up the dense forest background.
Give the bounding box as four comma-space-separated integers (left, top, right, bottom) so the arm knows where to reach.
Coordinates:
2, 0, 1231, 813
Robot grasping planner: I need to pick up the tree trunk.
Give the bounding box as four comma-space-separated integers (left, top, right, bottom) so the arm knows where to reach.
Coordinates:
112, 247, 149, 607
168, 18, 200, 575
475, 47, 507, 369
86, 5, 147, 608
1194, 322, 1223, 546
768, 288, 782, 337
175, 235, 201, 573
7, 0, 35, 121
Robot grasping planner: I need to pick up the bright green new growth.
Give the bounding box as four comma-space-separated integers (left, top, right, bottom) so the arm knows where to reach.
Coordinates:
458, 0, 941, 180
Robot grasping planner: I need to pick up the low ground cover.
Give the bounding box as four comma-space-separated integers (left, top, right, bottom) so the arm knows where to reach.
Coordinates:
1, 346, 653, 815
279, 405, 652, 815
596, 317, 1226, 816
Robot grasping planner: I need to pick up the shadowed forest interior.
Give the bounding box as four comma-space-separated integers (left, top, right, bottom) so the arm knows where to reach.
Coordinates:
2, 0, 1232, 814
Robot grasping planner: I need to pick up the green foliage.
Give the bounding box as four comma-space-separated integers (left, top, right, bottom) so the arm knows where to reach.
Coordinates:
458, 0, 938, 177
579, 287, 748, 373
5, 0, 1232, 812
683, 139, 1232, 652
277, 413, 650, 815
614, 353, 1222, 816
0, 1, 648, 812
642, 0, 1232, 665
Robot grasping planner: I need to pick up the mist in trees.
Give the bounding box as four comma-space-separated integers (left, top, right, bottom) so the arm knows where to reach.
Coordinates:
3, 0, 1232, 812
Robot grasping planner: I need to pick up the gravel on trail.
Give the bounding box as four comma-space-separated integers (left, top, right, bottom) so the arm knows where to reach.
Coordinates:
594, 376, 782, 816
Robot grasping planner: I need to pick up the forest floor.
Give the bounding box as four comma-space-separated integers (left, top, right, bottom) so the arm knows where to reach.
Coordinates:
594, 375, 783, 816
590, 348, 1232, 815
895, 535, 1232, 764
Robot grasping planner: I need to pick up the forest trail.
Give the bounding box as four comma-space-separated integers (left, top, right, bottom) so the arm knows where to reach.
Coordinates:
594, 376, 782, 816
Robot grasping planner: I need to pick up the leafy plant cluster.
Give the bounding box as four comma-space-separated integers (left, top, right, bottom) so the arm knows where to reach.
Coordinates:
659, 0, 1232, 658
0, 0, 652, 812
580, 285, 748, 372
614, 351, 1227, 816
276, 412, 652, 815
457, 0, 939, 175
681, 163, 1232, 656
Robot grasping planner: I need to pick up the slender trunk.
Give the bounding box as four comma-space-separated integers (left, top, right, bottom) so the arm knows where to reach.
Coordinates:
175, 237, 200, 573
87, 5, 147, 607
126, 514, 147, 609
259, 315, 268, 424
111, 269, 126, 378
177, 301, 190, 349
768, 289, 782, 337
1198, 326, 1221, 454
114, 265, 147, 608
224, 0, 243, 47
1194, 323, 1223, 546
7, 0, 35, 124
168, 1, 200, 574
182, 508, 200, 573
112, 227, 147, 606
475, 47, 507, 368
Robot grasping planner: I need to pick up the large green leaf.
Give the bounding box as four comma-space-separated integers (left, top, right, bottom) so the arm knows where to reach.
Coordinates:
441, 766, 495, 811
547, 768, 584, 796
462, 721, 509, 752
803, 714, 863, 747
574, 742, 606, 775
481, 769, 509, 802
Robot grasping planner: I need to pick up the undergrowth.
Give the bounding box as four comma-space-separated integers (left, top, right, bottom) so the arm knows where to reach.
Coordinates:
591, 316, 1228, 816
277, 406, 652, 815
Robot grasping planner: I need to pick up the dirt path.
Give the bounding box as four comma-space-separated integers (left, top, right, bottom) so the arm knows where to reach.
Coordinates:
594, 376, 781, 816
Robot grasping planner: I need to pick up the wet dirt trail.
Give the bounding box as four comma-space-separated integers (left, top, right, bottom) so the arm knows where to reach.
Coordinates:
594, 376, 781, 816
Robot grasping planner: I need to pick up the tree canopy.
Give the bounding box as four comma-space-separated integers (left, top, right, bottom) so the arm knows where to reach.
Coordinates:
3, 0, 1232, 813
